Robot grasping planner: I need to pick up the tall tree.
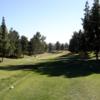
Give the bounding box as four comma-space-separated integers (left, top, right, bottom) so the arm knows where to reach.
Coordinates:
30, 32, 41, 55
82, 1, 90, 53
20, 35, 28, 57
0, 17, 9, 61
8, 29, 21, 58
30, 32, 46, 55
90, 0, 100, 60
69, 31, 80, 53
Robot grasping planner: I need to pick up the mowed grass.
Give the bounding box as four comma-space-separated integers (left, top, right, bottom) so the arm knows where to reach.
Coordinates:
0, 51, 100, 100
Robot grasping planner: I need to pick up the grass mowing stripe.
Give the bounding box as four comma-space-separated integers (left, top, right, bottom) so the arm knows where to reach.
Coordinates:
0, 71, 33, 94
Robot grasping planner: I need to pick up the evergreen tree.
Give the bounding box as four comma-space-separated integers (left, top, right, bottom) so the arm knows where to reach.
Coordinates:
30, 32, 40, 55
64, 43, 68, 50
0, 17, 9, 61
48, 43, 53, 53
8, 28, 16, 57
15, 39, 22, 58
8, 29, 21, 58
41, 36, 47, 53
55, 41, 61, 51
82, 1, 90, 53
20, 35, 28, 57
31, 32, 46, 55
27, 41, 33, 56
69, 31, 80, 53
0, 25, 2, 55
90, 0, 100, 60
60, 44, 65, 50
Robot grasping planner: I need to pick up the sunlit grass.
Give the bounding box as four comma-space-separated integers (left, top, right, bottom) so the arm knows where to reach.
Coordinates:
0, 51, 100, 100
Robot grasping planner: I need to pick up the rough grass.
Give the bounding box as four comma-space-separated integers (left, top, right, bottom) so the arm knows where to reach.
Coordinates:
0, 51, 100, 100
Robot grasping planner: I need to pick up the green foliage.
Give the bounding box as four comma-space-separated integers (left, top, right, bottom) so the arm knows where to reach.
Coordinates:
29, 32, 47, 55
89, 0, 100, 60
48, 43, 53, 53
55, 41, 61, 51
69, 31, 80, 53
15, 39, 22, 58
0, 17, 9, 61
8, 28, 22, 58
69, 0, 100, 60
0, 17, 69, 61
20, 35, 28, 56
60, 44, 65, 50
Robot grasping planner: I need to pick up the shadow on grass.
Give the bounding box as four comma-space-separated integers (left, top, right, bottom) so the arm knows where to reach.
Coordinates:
0, 53, 100, 78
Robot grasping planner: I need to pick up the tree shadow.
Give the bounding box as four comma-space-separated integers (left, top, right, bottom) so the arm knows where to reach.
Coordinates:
0, 54, 100, 78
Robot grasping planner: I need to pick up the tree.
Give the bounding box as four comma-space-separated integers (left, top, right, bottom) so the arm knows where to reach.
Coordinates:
30, 32, 41, 55
55, 41, 61, 51
69, 31, 80, 53
0, 25, 2, 55
20, 35, 28, 57
8, 29, 21, 58
81, 0, 100, 60
64, 43, 68, 50
0, 17, 9, 61
89, 0, 100, 60
15, 39, 22, 58
41, 36, 47, 52
81, 1, 90, 53
8, 28, 16, 57
48, 43, 53, 52
69, 0, 100, 60
60, 44, 65, 50
29, 32, 47, 55
27, 41, 33, 56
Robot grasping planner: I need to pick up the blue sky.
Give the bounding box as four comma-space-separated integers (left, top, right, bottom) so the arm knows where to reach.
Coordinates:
0, 0, 93, 43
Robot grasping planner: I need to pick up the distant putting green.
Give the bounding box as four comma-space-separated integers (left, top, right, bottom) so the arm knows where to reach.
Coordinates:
0, 51, 100, 100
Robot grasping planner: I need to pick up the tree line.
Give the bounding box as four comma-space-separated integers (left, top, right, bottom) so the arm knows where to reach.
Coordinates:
0, 17, 68, 62
69, 0, 100, 60
0, 17, 48, 61
48, 42, 68, 53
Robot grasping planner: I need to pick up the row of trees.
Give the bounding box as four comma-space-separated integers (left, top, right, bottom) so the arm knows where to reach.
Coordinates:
69, 0, 100, 60
0, 17, 68, 62
48, 42, 68, 53
0, 17, 47, 61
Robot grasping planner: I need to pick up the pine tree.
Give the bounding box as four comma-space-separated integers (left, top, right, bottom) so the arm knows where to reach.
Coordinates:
64, 43, 68, 50
48, 43, 53, 53
60, 44, 65, 50
69, 31, 80, 53
90, 0, 100, 60
82, 1, 90, 53
15, 39, 22, 58
55, 41, 61, 51
28, 41, 33, 56
0, 17, 9, 61
30, 32, 46, 55
21, 35, 28, 57
8, 29, 21, 58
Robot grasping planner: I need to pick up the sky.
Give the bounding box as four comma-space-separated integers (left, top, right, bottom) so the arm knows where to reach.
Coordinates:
0, 0, 93, 43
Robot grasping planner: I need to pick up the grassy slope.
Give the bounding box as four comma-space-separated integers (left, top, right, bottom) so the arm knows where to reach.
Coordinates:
0, 52, 100, 100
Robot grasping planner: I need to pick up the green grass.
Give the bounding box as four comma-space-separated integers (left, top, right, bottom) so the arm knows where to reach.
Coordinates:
0, 51, 100, 100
